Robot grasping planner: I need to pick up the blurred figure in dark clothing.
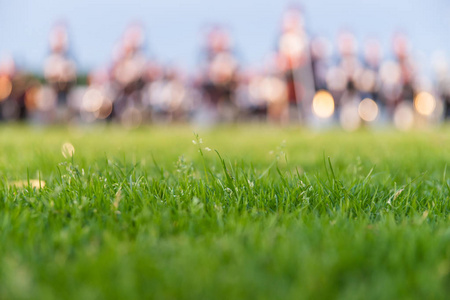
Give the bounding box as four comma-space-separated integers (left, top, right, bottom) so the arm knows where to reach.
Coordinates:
43, 23, 77, 112
377, 33, 417, 117
325, 30, 361, 128
357, 38, 382, 103
110, 23, 147, 122
432, 51, 450, 119
336, 30, 362, 105
310, 36, 331, 91
393, 33, 416, 103
198, 26, 239, 122
328, 30, 364, 130
234, 68, 270, 122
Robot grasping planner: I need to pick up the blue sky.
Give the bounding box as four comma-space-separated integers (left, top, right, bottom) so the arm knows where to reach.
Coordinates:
1, 0, 450, 73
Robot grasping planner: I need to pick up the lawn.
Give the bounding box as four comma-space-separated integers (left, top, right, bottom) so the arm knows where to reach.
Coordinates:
0, 125, 449, 299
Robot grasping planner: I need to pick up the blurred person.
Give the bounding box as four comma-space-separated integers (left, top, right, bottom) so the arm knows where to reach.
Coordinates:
43, 23, 77, 121
347, 37, 385, 126
78, 66, 116, 123
235, 68, 269, 122
110, 23, 148, 123
310, 36, 332, 91
392, 33, 416, 105
324, 30, 362, 129
264, 74, 289, 123
377, 33, 418, 119
139, 60, 163, 122
432, 51, 450, 118
143, 60, 162, 86
326, 30, 366, 130
198, 26, 239, 123
258, 54, 289, 123
335, 30, 362, 105
358, 38, 382, 102
378, 60, 403, 117
276, 7, 315, 123
0, 55, 39, 121
146, 66, 189, 122
0, 55, 16, 120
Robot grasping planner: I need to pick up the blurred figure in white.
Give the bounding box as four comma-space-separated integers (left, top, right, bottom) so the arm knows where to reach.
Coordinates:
235, 67, 271, 122
276, 7, 315, 123
79, 66, 116, 123
198, 26, 239, 123
256, 55, 289, 123
146, 66, 191, 123
43, 23, 77, 121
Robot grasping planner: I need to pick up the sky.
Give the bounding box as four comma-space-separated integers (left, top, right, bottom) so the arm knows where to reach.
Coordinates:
1, 0, 450, 73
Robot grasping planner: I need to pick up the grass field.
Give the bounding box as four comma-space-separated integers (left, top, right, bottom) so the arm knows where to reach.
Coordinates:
0, 125, 450, 299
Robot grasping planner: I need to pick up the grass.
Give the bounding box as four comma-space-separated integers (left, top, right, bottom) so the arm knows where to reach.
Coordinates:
0, 124, 449, 299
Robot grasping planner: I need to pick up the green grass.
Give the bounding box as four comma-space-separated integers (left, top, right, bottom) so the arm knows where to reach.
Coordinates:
0, 125, 449, 299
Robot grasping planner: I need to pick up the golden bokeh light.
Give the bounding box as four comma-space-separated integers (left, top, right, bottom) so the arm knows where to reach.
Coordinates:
312, 90, 334, 118
358, 98, 378, 122
414, 92, 436, 116
0, 76, 12, 101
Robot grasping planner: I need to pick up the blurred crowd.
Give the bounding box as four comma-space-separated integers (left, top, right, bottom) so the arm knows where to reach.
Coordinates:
1, 8, 449, 130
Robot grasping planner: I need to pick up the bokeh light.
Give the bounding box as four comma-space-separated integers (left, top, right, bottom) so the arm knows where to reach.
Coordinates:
312, 90, 334, 118
94, 100, 113, 120
82, 87, 104, 113
414, 92, 436, 116
358, 98, 378, 122
259, 77, 287, 104
0, 76, 12, 101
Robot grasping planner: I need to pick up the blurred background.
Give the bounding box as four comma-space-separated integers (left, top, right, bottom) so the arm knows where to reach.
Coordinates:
1, 0, 450, 130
